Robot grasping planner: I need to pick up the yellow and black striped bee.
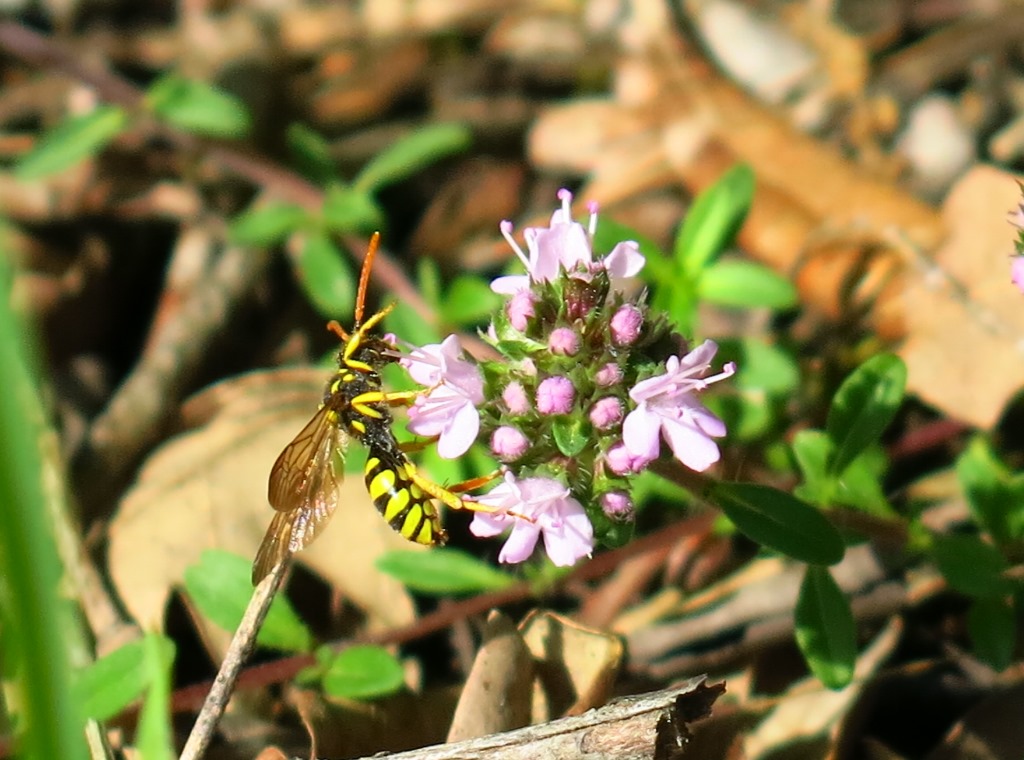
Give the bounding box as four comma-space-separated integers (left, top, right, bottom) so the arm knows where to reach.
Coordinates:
252, 233, 464, 584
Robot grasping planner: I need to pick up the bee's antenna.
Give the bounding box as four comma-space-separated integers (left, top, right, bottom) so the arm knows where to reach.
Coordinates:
354, 232, 380, 327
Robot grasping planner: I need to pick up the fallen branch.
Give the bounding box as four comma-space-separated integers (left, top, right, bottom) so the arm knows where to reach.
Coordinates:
336, 678, 724, 760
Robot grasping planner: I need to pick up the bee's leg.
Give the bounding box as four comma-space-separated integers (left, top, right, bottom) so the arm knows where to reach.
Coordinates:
404, 463, 532, 522
446, 470, 501, 494
349, 389, 423, 418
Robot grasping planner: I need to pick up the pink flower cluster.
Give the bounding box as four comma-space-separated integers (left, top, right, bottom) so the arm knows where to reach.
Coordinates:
399, 190, 735, 568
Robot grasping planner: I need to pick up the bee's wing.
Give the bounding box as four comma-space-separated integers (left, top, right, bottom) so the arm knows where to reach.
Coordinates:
253, 407, 346, 584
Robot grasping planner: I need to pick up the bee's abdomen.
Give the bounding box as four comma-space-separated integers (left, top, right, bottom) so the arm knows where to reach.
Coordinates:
364, 451, 445, 545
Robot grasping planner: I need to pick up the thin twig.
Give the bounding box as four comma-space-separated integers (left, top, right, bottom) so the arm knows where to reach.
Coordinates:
178, 558, 287, 760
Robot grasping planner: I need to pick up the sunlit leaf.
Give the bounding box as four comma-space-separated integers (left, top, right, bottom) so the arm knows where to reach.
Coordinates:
674, 163, 754, 274
698, 259, 798, 309
135, 632, 175, 760
146, 74, 250, 138
16, 106, 128, 179
183, 550, 313, 652
825, 354, 906, 476
72, 636, 174, 721
229, 203, 309, 246
376, 548, 516, 594
795, 566, 856, 689
321, 645, 405, 700
353, 123, 472, 193
297, 232, 356, 319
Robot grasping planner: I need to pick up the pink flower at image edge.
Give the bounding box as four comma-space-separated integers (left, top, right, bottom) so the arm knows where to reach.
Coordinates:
1012, 256, 1024, 294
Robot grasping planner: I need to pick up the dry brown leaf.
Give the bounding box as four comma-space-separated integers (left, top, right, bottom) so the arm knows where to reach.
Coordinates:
518, 610, 623, 722
446, 610, 534, 742
900, 165, 1024, 429
108, 368, 418, 633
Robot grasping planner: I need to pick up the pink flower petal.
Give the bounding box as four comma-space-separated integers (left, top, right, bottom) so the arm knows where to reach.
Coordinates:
437, 398, 480, 458
622, 405, 662, 461
603, 240, 645, 279
498, 521, 541, 564
660, 416, 721, 471
469, 511, 510, 538
491, 274, 529, 295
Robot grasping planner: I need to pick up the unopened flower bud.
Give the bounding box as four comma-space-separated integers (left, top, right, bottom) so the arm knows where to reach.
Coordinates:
600, 491, 634, 520
595, 363, 623, 387
606, 443, 650, 475
548, 327, 579, 356
507, 290, 535, 331
611, 304, 643, 346
536, 376, 575, 415
589, 397, 623, 430
502, 381, 531, 414
491, 426, 529, 460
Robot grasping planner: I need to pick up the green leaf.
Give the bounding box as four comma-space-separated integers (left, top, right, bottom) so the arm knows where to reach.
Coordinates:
16, 106, 128, 180
183, 550, 313, 652
704, 392, 774, 442
709, 482, 845, 565
297, 232, 356, 319
442, 275, 503, 326
825, 354, 906, 476
792, 430, 837, 507
956, 437, 1024, 544
286, 122, 337, 185
417, 257, 443, 311
229, 203, 309, 246
0, 252, 88, 760
697, 259, 798, 309
376, 548, 517, 594
72, 636, 173, 721
832, 446, 892, 516
552, 416, 589, 457
322, 183, 384, 234
674, 163, 754, 275
726, 338, 799, 395
135, 632, 175, 760
145, 74, 251, 138
353, 123, 472, 193
794, 566, 857, 689
968, 596, 1015, 671
322, 645, 405, 700
932, 533, 1011, 599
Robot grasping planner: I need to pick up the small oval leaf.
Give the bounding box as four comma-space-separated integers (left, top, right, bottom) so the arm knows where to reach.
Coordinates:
146, 74, 251, 138
825, 354, 906, 476
72, 635, 174, 721
297, 232, 356, 319
795, 566, 857, 689
932, 533, 1011, 599
322, 645, 404, 700
16, 106, 128, 180
709, 482, 845, 565
322, 184, 383, 234
675, 163, 754, 274
183, 550, 313, 652
229, 203, 309, 246
697, 259, 798, 309
353, 123, 472, 193
376, 548, 516, 595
